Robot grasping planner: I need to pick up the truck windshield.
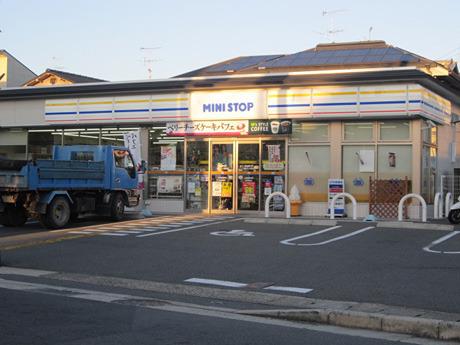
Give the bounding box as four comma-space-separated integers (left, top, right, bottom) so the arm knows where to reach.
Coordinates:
113, 150, 136, 178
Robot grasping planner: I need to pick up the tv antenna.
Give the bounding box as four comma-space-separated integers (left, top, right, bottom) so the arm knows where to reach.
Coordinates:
368, 26, 373, 40
315, 9, 348, 42
50, 56, 66, 71
140, 46, 161, 79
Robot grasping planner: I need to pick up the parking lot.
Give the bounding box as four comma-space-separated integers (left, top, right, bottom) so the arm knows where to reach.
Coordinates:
1, 215, 459, 315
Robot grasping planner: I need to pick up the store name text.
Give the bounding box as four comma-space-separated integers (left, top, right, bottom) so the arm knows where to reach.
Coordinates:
202, 102, 254, 113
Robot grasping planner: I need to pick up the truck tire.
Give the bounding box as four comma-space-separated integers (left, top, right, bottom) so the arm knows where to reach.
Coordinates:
7, 205, 27, 227
110, 193, 125, 221
448, 209, 460, 224
45, 197, 71, 229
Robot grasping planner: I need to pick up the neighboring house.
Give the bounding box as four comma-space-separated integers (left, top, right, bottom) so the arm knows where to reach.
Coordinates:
23, 69, 105, 87
0, 50, 36, 88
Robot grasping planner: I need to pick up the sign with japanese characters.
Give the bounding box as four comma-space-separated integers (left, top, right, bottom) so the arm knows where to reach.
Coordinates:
166, 121, 248, 136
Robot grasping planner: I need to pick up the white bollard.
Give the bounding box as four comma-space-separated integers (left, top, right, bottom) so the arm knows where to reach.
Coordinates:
330, 192, 357, 220
265, 192, 291, 219
434, 192, 441, 219
445, 192, 453, 217
398, 193, 427, 222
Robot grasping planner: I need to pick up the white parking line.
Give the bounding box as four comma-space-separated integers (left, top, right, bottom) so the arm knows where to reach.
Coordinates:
264, 286, 313, 294
423, 231, 460, 254
280, 226, 374, 246
68, 231, 98, 235
184, 278, 247, 288
137, 218, 241, 238
99, 232, 128, 237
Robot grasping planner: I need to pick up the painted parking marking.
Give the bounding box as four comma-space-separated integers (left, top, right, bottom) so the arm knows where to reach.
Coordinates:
136, 218, 240, 238
264, 286, 313, 294
185, 278, 313, 294
423, 231, 460, 254
280, 226, 374, 246
185, 278, 247, 288
68, 231, 98, 235
99, 232, 129, 237
210, 229, 255, 237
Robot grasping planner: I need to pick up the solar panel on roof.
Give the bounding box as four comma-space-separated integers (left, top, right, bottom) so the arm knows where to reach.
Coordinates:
207, 55, 282, 72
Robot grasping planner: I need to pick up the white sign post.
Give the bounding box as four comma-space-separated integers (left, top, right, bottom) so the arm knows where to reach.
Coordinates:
328, 179, 345, 217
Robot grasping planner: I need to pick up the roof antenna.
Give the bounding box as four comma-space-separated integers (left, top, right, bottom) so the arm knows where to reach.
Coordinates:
368, 26, 373, 41
316, 9, 347, 42
140, 46, 161, 79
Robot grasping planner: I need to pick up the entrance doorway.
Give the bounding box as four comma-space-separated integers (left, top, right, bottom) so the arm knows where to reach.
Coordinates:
185, 138, 286, 214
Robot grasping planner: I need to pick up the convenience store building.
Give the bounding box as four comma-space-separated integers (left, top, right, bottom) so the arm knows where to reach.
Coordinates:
1, 40, 459, 218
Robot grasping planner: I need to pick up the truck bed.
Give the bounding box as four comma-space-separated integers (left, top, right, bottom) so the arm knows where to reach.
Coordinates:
0, 159, 108, 191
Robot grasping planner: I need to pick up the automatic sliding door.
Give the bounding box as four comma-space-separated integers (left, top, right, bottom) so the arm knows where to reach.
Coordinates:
211, 143, 234, 211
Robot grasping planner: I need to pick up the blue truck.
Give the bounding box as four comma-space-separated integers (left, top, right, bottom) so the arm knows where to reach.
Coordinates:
0, 145, 140, 229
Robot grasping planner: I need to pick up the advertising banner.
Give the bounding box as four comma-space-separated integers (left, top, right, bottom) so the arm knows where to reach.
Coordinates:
160, 146, 177, 171
328, 179, 345, 216
248, 119, 292, 135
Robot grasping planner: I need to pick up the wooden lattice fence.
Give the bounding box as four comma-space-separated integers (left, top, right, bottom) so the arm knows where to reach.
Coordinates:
369, 177, 410, 219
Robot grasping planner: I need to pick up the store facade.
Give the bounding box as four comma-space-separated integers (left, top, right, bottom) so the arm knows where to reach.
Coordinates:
0, 75, 457, 218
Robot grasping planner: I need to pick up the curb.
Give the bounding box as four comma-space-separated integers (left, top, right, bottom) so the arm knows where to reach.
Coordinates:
241, 309, 460, 341
243, 218, 337, 226
377, 221, 453, 231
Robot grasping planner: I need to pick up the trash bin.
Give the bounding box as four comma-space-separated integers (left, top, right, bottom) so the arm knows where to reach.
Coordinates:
290, 200, 302, 217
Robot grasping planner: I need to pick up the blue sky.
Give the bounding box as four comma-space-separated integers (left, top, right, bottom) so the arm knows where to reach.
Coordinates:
1, 0, 459, 81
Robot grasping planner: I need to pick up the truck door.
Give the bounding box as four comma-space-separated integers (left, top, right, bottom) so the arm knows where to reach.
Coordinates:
113, 149, 136, 189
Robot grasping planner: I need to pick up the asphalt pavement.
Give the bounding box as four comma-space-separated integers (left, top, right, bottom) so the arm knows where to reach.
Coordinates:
1, 214, 460, 343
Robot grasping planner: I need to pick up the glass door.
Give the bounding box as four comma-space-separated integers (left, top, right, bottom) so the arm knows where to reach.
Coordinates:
185, 140, 209, 212
237, 142, 260, 211
210, 142, 234, 212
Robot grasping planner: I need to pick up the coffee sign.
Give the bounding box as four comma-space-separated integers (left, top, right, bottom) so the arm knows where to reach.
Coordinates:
249, 119, 292, 135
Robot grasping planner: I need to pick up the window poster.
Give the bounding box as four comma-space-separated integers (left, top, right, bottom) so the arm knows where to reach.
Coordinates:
221, 182, 233, 198
160, 145, 176, 171
212, 181, 222, 197
357, 150, 375, 173
158, 176, 182, 194
263, 144, 284, 170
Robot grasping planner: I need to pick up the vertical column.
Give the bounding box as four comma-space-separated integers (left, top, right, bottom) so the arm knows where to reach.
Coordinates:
330, 121, 342, 179
412, 119, 422, 195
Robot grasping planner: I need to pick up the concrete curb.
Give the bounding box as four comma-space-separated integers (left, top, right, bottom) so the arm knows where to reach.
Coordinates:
377, 221, 453, 231
241, 309, 460, 341
243, 218, 337, 226
244, 217, 455, 231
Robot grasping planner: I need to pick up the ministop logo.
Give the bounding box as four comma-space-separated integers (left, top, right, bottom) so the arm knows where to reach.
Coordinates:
202, 102, 254, 113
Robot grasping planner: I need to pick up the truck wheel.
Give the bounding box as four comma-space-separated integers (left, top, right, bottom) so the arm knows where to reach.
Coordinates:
448, 209, 460, 224
7, 205, 27, 227
45, 197, 70, 229
110, 193, 125, 221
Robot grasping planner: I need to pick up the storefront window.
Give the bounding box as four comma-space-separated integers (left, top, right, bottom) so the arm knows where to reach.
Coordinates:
186, 141, 209, 211
342, 145, 375, 201
261, 140, 286, 210
148, 127, 184, 200
28, 129, 63, 159
377, 145, 412, 179
291, 122, 329, 142
63, 128, 100, 145
288, 146, 330, 202
379, 121, 410, 141
344, 122, 373, 141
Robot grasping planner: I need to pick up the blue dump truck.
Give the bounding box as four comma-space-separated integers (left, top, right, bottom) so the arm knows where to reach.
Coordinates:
0, 145, 140, 229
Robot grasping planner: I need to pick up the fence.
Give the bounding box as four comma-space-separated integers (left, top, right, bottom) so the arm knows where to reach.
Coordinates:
369, 177, 410, 218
